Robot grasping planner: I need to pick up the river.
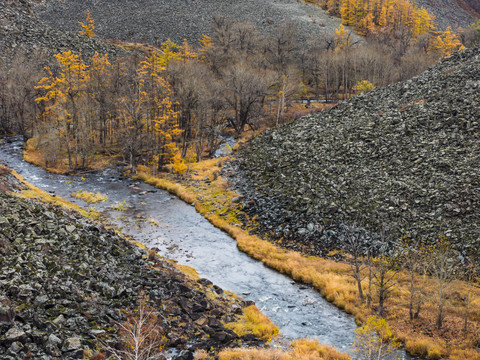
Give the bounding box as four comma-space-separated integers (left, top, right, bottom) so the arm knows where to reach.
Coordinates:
0, 137, 413, 358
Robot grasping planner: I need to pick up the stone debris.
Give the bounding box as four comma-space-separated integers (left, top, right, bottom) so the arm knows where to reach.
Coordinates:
229, 45, 480, 255
0, 189, 259, 359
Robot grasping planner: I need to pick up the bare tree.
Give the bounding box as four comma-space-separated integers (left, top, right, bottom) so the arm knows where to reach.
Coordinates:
371, 226, 400, 317
101, 293, 166, 360
220, 62, 270, 134
399, 234, 431, 320
430, 237, 458, 330
460, 252, 479, 332
342, 222, 369, 302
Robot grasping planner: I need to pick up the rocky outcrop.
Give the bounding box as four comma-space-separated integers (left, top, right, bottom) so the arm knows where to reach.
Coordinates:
0, 175, 257, 358
229, 45, 480, 255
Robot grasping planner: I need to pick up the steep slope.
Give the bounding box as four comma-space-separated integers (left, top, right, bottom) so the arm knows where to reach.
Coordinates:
415, 0, 478, 30
230, 46, 480, 254
36, 0, 347, 45
0, 0, 122, 63
0, 168, 256, 359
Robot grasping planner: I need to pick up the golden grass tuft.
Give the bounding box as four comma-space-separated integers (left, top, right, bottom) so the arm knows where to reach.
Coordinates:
224, 305, 279, 341
290, 339, 351, 360
110, 201, 130, 211
72, 190, 108, 203
11, 169, 101, 220
449, 349, 480, 360
218, 339, 350, 360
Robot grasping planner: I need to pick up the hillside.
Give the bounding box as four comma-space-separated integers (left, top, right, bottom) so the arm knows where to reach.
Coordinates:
0, 0, 122, 63
36, 0, 479, 46
0, 168, 258, 358
36, 0, 349, 45
415, 0, 478, 29
230, 45, 480, 255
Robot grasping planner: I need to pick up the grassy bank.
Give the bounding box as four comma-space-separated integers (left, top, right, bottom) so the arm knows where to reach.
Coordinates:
23, 137, 120, 175
10, 168, 101, 220
132, 159, 480, 360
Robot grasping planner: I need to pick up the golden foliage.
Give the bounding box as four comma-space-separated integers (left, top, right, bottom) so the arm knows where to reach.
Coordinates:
354, 80, 374, 94
323, 0, 435, 37
78, 10, 95, 37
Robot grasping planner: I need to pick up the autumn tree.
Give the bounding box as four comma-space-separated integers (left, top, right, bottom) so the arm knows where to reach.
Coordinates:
35, 50, 90, 170
86, 52, 113, 146
353, 316, 401, 360
78, 10, 95, 37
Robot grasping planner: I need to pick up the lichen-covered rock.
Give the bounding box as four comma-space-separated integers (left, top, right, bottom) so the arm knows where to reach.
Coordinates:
229, 45, 480, 255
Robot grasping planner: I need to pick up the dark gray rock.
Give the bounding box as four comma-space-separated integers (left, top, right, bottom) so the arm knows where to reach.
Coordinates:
0, 189, 258, 358
229, 45, 480, 256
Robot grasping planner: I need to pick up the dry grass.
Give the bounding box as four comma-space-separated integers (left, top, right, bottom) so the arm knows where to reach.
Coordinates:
218, 339, 350, 360
11, 169, 101, 220
23, 137, 119, 175
110, 201, 130, 211
133, 158, 480, 360
224, 305, 279, 341
72, 190, 108, 204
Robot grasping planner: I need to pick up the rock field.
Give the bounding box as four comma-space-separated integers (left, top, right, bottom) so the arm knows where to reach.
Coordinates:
0, 170, 257, 359
36, 0, 348, 45
229, 45, 480, 255
0, 0, 122, 63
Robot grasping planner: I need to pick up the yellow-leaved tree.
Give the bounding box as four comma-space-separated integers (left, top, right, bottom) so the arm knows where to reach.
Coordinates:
139, 53, 181, 170
35, 51, 90, 170
353, 316, 401, 360
78, 10, 95, 37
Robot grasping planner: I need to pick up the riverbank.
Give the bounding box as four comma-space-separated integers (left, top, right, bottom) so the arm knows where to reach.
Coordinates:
129, 159, 480, 360
4, 147, 353, 359
20, 138, 480, 358
0, 165, 274, 359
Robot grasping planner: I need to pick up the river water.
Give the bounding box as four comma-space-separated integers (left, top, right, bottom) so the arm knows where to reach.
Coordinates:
0, 138, 412, 358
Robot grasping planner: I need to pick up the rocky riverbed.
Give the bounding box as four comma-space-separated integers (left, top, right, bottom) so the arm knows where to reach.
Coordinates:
0, 169, 258, 359
229, 45, 480, 255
